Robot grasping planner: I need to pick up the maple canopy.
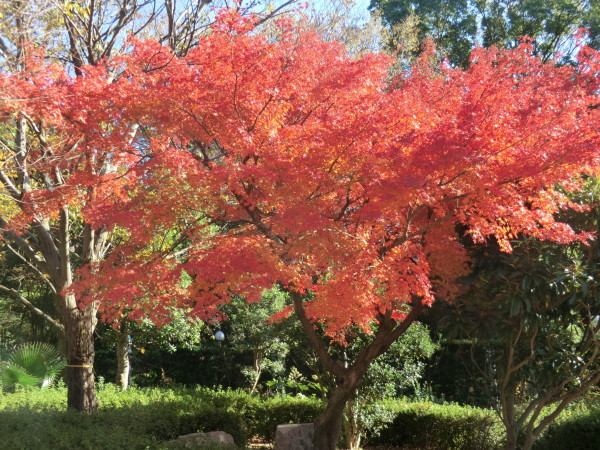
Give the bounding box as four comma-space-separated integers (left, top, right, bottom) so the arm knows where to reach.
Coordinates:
3, 11, 600, 340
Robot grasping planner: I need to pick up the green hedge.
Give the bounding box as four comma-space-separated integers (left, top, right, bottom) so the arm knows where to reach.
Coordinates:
534, 401, 600, 450
1, 386, 514, 449
0, 385, 323, 448
366, 400, 504, 450
5, 385, 599, 449
251, 395, 324, 441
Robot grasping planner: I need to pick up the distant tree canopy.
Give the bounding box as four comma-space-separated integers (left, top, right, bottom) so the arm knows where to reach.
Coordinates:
370, 0, 600, 66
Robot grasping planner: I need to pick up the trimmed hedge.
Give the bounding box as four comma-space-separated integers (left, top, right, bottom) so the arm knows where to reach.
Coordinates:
534, 401, 600, 450
366, 399, 504, 449
1, 385, 521, 449
0, 385, 323, 448
251, 395, 324, 441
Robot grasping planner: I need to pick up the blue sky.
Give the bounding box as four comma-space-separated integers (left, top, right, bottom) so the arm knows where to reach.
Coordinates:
306, 0, 372, 15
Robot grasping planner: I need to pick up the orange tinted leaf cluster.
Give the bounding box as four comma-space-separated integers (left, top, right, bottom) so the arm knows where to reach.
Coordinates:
4, 10, 599, 338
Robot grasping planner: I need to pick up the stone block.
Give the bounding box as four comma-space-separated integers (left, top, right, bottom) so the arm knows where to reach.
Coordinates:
177, 431, 235, 445
274, 423, 314, 450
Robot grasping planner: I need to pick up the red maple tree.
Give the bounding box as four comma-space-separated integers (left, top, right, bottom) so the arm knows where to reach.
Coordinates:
0, 46, 141, 411
5, 10, 600, 447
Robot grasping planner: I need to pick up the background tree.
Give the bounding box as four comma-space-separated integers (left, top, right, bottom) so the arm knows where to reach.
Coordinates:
220, 288, 290, 393
371, 0, 600, 66
438, 179, 600, 450
0, 0, 299, 412
370, 0, 477, 66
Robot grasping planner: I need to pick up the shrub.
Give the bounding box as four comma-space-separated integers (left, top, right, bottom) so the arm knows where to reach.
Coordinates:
185, 386, 324, 441
0, 343, 65, 390
534, 401, 600, 450
0, 386, 249, 449
250, 395, 324, 441
367, 399, 504, 449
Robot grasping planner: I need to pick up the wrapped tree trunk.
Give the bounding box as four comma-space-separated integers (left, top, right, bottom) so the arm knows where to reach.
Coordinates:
65, 302, 98, 413
342, 398, 361, 450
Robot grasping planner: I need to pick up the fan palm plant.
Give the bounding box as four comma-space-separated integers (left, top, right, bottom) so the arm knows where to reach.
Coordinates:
0, 342, 66, 390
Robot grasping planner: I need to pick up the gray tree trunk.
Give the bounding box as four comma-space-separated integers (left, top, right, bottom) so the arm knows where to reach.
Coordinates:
116, 323, 131, 390
64, 299, 98, 413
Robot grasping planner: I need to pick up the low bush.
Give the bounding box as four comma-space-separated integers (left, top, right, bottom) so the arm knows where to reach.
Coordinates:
534, 400, 600, 450
251, 395, 324, 441
366, 399, 504, 450
1, 385, 512, 449
0, 386, 248, 449
0, 385, 325, 448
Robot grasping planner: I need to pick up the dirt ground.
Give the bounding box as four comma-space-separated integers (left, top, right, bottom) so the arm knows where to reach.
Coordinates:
248, 440, 409, 449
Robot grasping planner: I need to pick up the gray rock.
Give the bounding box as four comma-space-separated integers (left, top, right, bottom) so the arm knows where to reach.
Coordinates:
274, 423, 314, 450
177, 431, 235, 445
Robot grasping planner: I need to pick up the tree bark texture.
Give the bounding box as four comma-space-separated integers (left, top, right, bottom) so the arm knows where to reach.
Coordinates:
116, 324, 131, 390
64, 297, 98, 413
314, 377, 362, 450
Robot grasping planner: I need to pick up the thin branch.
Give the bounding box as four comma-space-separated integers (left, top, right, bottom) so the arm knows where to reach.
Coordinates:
291, 290, 346, 379
0, 284, 64, 334
4, 241, 56, 294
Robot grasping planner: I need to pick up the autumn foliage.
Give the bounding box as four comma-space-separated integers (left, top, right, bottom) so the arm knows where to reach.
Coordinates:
2, 11, 600, 342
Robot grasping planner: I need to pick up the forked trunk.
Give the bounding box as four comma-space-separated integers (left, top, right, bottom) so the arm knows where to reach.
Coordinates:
64, 302, 98, 413
292, 292, 424, 450
313, 376, 361, 450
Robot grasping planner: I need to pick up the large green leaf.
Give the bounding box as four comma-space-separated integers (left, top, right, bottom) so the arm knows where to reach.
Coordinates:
0, 363, 41, 388
0, 343, 65, 389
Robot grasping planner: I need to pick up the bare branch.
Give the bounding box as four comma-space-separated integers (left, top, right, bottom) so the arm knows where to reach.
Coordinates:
4, 241, 56, 294
0, 284, 64, 334
291, 290, 346, 379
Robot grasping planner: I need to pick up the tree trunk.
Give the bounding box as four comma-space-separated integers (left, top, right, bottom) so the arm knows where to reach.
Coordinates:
116, 323, 131, 390
250, 348, 264, 393
291, 292, 424, 450
342, 397, 361, 450
314, 376, 361, 450
504, 425, 518, 450
64, 302, 98, 413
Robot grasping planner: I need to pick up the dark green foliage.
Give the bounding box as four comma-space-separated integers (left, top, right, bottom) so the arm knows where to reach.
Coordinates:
93, 288, 290, 391
371, 0, 477, 67
421, 340, 490, 407
371, 0, 600, 66
0, 385, 324, 448
220, 290, 290, 392
0, 342, 65, 390
0, 243, 58, 345
534, 400, 600, 450
366, 400, 504, 449
427, 178, 600, 449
